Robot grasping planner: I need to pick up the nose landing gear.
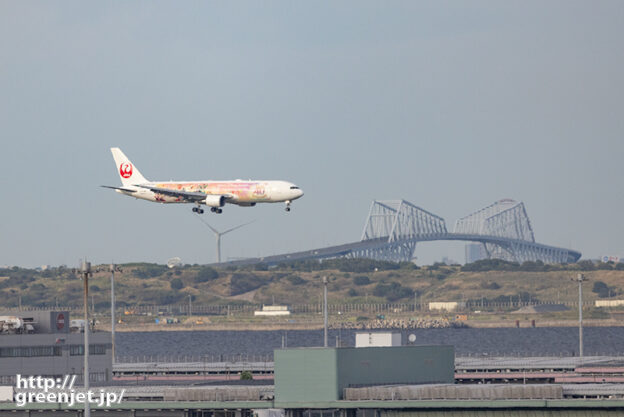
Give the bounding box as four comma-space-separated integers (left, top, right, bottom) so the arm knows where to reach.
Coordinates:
285, 200, 291, 212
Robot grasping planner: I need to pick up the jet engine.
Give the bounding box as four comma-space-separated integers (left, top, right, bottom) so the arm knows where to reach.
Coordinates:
202, 195, 225, 207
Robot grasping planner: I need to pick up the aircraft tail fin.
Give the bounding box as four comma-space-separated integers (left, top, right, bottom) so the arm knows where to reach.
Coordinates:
110, 147, 149, 186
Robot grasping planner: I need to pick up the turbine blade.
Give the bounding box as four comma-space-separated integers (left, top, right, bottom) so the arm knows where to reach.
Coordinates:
193, 214, 220, 234
221, 220, 256, 235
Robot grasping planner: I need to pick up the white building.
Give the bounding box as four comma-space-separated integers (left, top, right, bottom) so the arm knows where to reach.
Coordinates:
429, 302, 466, 312
254, 305, 291, 316
595, 300, 624, 307
355, 332, 402, 347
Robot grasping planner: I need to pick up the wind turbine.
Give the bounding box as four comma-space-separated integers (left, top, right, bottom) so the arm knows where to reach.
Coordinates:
194, 215, 255, 263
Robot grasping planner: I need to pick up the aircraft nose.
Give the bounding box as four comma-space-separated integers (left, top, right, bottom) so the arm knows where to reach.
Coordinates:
292, 188, 304, 199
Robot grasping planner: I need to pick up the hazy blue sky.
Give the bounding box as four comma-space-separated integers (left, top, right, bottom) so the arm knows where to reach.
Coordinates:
1, 1, 623, 268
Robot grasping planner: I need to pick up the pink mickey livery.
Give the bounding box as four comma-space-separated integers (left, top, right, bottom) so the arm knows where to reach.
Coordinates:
103, 148, 303, 214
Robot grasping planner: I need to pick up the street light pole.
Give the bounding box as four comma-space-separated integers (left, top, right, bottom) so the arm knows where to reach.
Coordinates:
322, 276, 328, 348
80, 260, 92, 417
575, 273, 587, 358
110, 263, 122, 365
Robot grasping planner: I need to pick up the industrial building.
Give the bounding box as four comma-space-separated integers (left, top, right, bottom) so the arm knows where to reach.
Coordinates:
0, 310, 112, 385
274, 345, 455, 404
3, 346, 624, 416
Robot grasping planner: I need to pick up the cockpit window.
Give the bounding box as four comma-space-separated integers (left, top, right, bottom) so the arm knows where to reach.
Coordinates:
290, 186, 300, 189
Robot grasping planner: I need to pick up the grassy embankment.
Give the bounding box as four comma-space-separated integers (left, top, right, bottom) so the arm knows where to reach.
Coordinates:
1, 260, 623, 330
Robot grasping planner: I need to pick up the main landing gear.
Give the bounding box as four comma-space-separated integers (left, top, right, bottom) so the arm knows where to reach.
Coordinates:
285, 200, 291, 212
192, 206, 222, 214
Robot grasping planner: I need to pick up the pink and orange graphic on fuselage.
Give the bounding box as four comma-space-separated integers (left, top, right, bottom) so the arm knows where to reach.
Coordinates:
153, 182, 268, 203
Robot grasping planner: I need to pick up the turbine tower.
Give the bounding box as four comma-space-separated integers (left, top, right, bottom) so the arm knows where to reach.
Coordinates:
194, 215, 255, 263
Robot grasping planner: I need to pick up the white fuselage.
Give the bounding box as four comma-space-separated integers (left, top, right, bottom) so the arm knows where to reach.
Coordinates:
118, 180, 303, 206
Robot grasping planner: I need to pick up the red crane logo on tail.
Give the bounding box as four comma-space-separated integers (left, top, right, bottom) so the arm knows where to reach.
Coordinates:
120, 162, 133, 179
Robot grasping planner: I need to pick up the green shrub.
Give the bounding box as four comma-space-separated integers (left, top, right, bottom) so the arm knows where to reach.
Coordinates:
230, 273, 266, 295
461, 259, 519, 272
592, 281, 615, 298
194, 266, 219, 283
577, 260, 596, 271
596, 262, 614, 270
480, 281, 501, 290
429, 262, 446, 271
132, 264, 168, 279
520, 260, 546, 271
434, 272, 450, 280
331, 258, 400, 273
170, 278, 184, 290
158, 293, 184, 304
373, 282, 412, 301
240, 371, 253, 380
286, 275, 305, 285
278, 258, 401, 273
353, 275, 370, 286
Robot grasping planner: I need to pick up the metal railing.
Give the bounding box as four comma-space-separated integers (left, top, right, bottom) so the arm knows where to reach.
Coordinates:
116, 353, 275, 363
115, 351, 624, 364
3, 300, 620, 315
115, 300, 613, 315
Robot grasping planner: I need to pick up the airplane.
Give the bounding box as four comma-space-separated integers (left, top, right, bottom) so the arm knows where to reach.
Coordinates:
102, 147, 304, 214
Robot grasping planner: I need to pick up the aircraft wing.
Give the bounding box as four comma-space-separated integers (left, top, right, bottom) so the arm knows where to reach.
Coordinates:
136, 185, 209, 202
101, 185, 137, 193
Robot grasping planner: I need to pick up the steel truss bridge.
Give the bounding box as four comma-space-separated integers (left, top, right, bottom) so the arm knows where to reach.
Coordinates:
218, 199, 581, 267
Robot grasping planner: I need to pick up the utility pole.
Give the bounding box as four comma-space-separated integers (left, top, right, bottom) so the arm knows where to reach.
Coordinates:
574, 273, 587, 358
323, 276, 328, 347
79, 260, 92, 417
188, 295, 192, 319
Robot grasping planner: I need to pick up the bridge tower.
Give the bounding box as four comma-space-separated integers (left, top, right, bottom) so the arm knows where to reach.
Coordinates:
355, 200, 447, 262
454, 199, 537, 262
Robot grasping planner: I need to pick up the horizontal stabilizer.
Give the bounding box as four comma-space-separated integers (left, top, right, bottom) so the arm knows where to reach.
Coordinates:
101, 185, 137, 193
